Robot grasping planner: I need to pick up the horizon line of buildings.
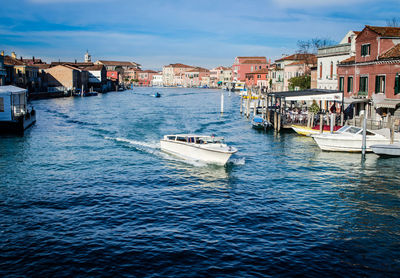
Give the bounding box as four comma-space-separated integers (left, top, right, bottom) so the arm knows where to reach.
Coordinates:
0, 24, 400, 117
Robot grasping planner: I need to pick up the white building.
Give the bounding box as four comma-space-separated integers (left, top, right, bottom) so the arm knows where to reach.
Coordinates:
152, 73, 163, 87
317, 30, 358, 90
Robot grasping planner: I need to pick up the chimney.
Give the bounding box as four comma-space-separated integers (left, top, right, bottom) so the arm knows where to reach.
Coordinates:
33, 56, 35, 63
11, 52, 16, 59
20, 56, 23, 61
0, 51, 4, 56
75, 59, 77, 64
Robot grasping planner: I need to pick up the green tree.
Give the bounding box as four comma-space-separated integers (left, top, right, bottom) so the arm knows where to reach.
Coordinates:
288, 75, 311, 90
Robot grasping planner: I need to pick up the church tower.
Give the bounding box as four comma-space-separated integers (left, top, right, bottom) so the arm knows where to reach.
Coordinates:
85, 50, 91, 63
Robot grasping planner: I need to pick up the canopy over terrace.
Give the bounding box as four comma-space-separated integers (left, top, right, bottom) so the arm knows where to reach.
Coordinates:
268, 89, 343, 102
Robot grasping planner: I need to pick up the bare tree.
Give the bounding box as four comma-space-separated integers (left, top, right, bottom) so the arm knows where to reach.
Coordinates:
387, 17, 400, 27
297, 38, 336, 54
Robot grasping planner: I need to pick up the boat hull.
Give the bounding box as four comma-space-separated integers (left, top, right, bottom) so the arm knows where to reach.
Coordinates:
160, 140, 235, 165
312, 135, 391, 152
370, 144, 400, 156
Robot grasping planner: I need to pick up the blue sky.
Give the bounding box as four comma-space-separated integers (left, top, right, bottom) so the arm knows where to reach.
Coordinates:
0, 0, 399, 70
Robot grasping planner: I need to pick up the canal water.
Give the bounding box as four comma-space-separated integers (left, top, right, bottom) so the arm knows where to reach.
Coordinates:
0, 88, 399, 277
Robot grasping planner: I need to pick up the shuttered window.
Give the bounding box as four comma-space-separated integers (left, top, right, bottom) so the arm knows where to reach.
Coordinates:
375, 75, 385, 94
339, 77, 344, 92
360, 76, 368, 92
361, 44, 370, 56
347, 76, 353, 93
395, 73, 400, 95
0, 97, 3, 112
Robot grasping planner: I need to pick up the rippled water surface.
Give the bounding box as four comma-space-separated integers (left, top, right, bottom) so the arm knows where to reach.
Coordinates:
1, 88, 399, 277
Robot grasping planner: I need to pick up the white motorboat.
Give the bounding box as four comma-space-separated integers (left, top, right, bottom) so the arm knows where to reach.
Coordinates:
160, 134, 238, 165
311, 126, 399, 152
370, 143, 400, 156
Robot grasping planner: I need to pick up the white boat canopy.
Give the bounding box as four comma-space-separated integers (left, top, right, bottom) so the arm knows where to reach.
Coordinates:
269, 89, 343, 102
0, 85, 27, 95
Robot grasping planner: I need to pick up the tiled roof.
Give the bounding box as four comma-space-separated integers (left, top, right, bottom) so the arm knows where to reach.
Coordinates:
84, 65, 105, 71
247, 68, 269, 74
32, 64, 51, 69
340, 56, 355, 63
187, 67, 210, 72
237, 56, 267, 60
166, 63, 193, 68
366, 25, 400, 37
97, 60, 139, 67
4, 55, 26, 66
275, 53, 316, 62
379, 44, 400, 59
142, 70, 158, 73
51, 62, 94, 67
241, 59, 266, 64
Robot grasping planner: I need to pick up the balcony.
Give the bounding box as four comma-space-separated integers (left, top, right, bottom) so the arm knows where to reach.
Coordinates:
357, 91, 368, 97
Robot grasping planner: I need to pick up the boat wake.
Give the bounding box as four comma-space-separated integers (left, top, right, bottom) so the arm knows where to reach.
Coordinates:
228, 157, 246, 166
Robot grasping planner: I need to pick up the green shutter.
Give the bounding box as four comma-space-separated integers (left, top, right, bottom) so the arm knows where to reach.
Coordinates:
395, 74, 400, 95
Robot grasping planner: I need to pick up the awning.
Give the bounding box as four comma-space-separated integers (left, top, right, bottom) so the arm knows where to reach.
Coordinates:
285, 92, 342, 102
344, 97, 371, 104
374, 99, 400, 109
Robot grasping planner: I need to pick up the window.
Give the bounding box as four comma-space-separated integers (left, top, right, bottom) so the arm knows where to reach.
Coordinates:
339, 77, 344, 92
347, 76, 353, 93
319, 62, 322, 79
0, 97, 4, 112
361, 44, 370, 56
330, 62, 333, 79
395, 73, 400, 95
251, 66, 253, 71
359, 76, 368, 92
257, 75, 261, 78
375, 75, 385, 94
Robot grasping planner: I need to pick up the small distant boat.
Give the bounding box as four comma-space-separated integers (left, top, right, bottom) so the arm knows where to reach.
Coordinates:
154, 92, 161, 98
371, 143, 400, 157
252, 116, 270, 130
160, 134, 238, 165
312, 125, 399, 152
291, 125, 341, 136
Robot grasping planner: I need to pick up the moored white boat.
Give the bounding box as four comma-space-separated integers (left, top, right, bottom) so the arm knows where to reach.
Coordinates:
160, 134, 237, 165
311, 126, 399, 152
370, 143, 400, 156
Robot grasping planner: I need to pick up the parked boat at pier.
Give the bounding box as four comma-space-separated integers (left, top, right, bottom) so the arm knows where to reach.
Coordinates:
160, 134, 237, 165
0, 86, 36, 133
312, 125, 398, 152
252, 116, 271, 130
370, 143, 400, 157
291, 124, 342, 136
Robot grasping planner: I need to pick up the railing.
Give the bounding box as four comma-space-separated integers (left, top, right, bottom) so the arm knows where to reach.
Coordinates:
318, 43, 351, 56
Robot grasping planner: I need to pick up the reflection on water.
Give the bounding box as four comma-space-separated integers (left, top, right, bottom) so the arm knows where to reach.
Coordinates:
1, 88, 399, 277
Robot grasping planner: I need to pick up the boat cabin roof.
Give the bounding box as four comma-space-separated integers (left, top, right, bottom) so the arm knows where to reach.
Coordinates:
164, 134, 225, 142
0, 85, 27, 95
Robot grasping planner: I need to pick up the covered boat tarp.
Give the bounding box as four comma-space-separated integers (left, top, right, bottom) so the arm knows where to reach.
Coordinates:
253, 117, 264, 123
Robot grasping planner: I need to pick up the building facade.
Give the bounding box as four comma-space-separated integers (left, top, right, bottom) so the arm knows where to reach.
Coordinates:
232, 57, 269, 82
317, 31, 358, 90
337, 25, 400, 115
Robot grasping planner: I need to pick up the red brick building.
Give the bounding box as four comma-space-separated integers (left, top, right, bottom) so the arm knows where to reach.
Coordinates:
337, 25, 400, 114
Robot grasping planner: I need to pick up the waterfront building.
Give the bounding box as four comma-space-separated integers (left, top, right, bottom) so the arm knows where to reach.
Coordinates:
245, 68, 269, 88
123, 68, 141, 84
317, 31, 359, 90
275, 54, 316, 91
210, 66, 232, 88
138, 70, 158, 87
232, 56, 269, 82
84, 64, 107, 91
267, 64, 284, 92
151, 73, 163, 87
183, 67, 210, 87
45, 64, 88, 93
337, 25, 400, 117
162, 63, 194, 86
0, 54, 6, 86
95, 60, 140, 71
3, 52, 40, 93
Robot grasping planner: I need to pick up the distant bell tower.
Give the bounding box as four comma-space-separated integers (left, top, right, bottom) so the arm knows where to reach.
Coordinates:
85, 50, 91, 63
